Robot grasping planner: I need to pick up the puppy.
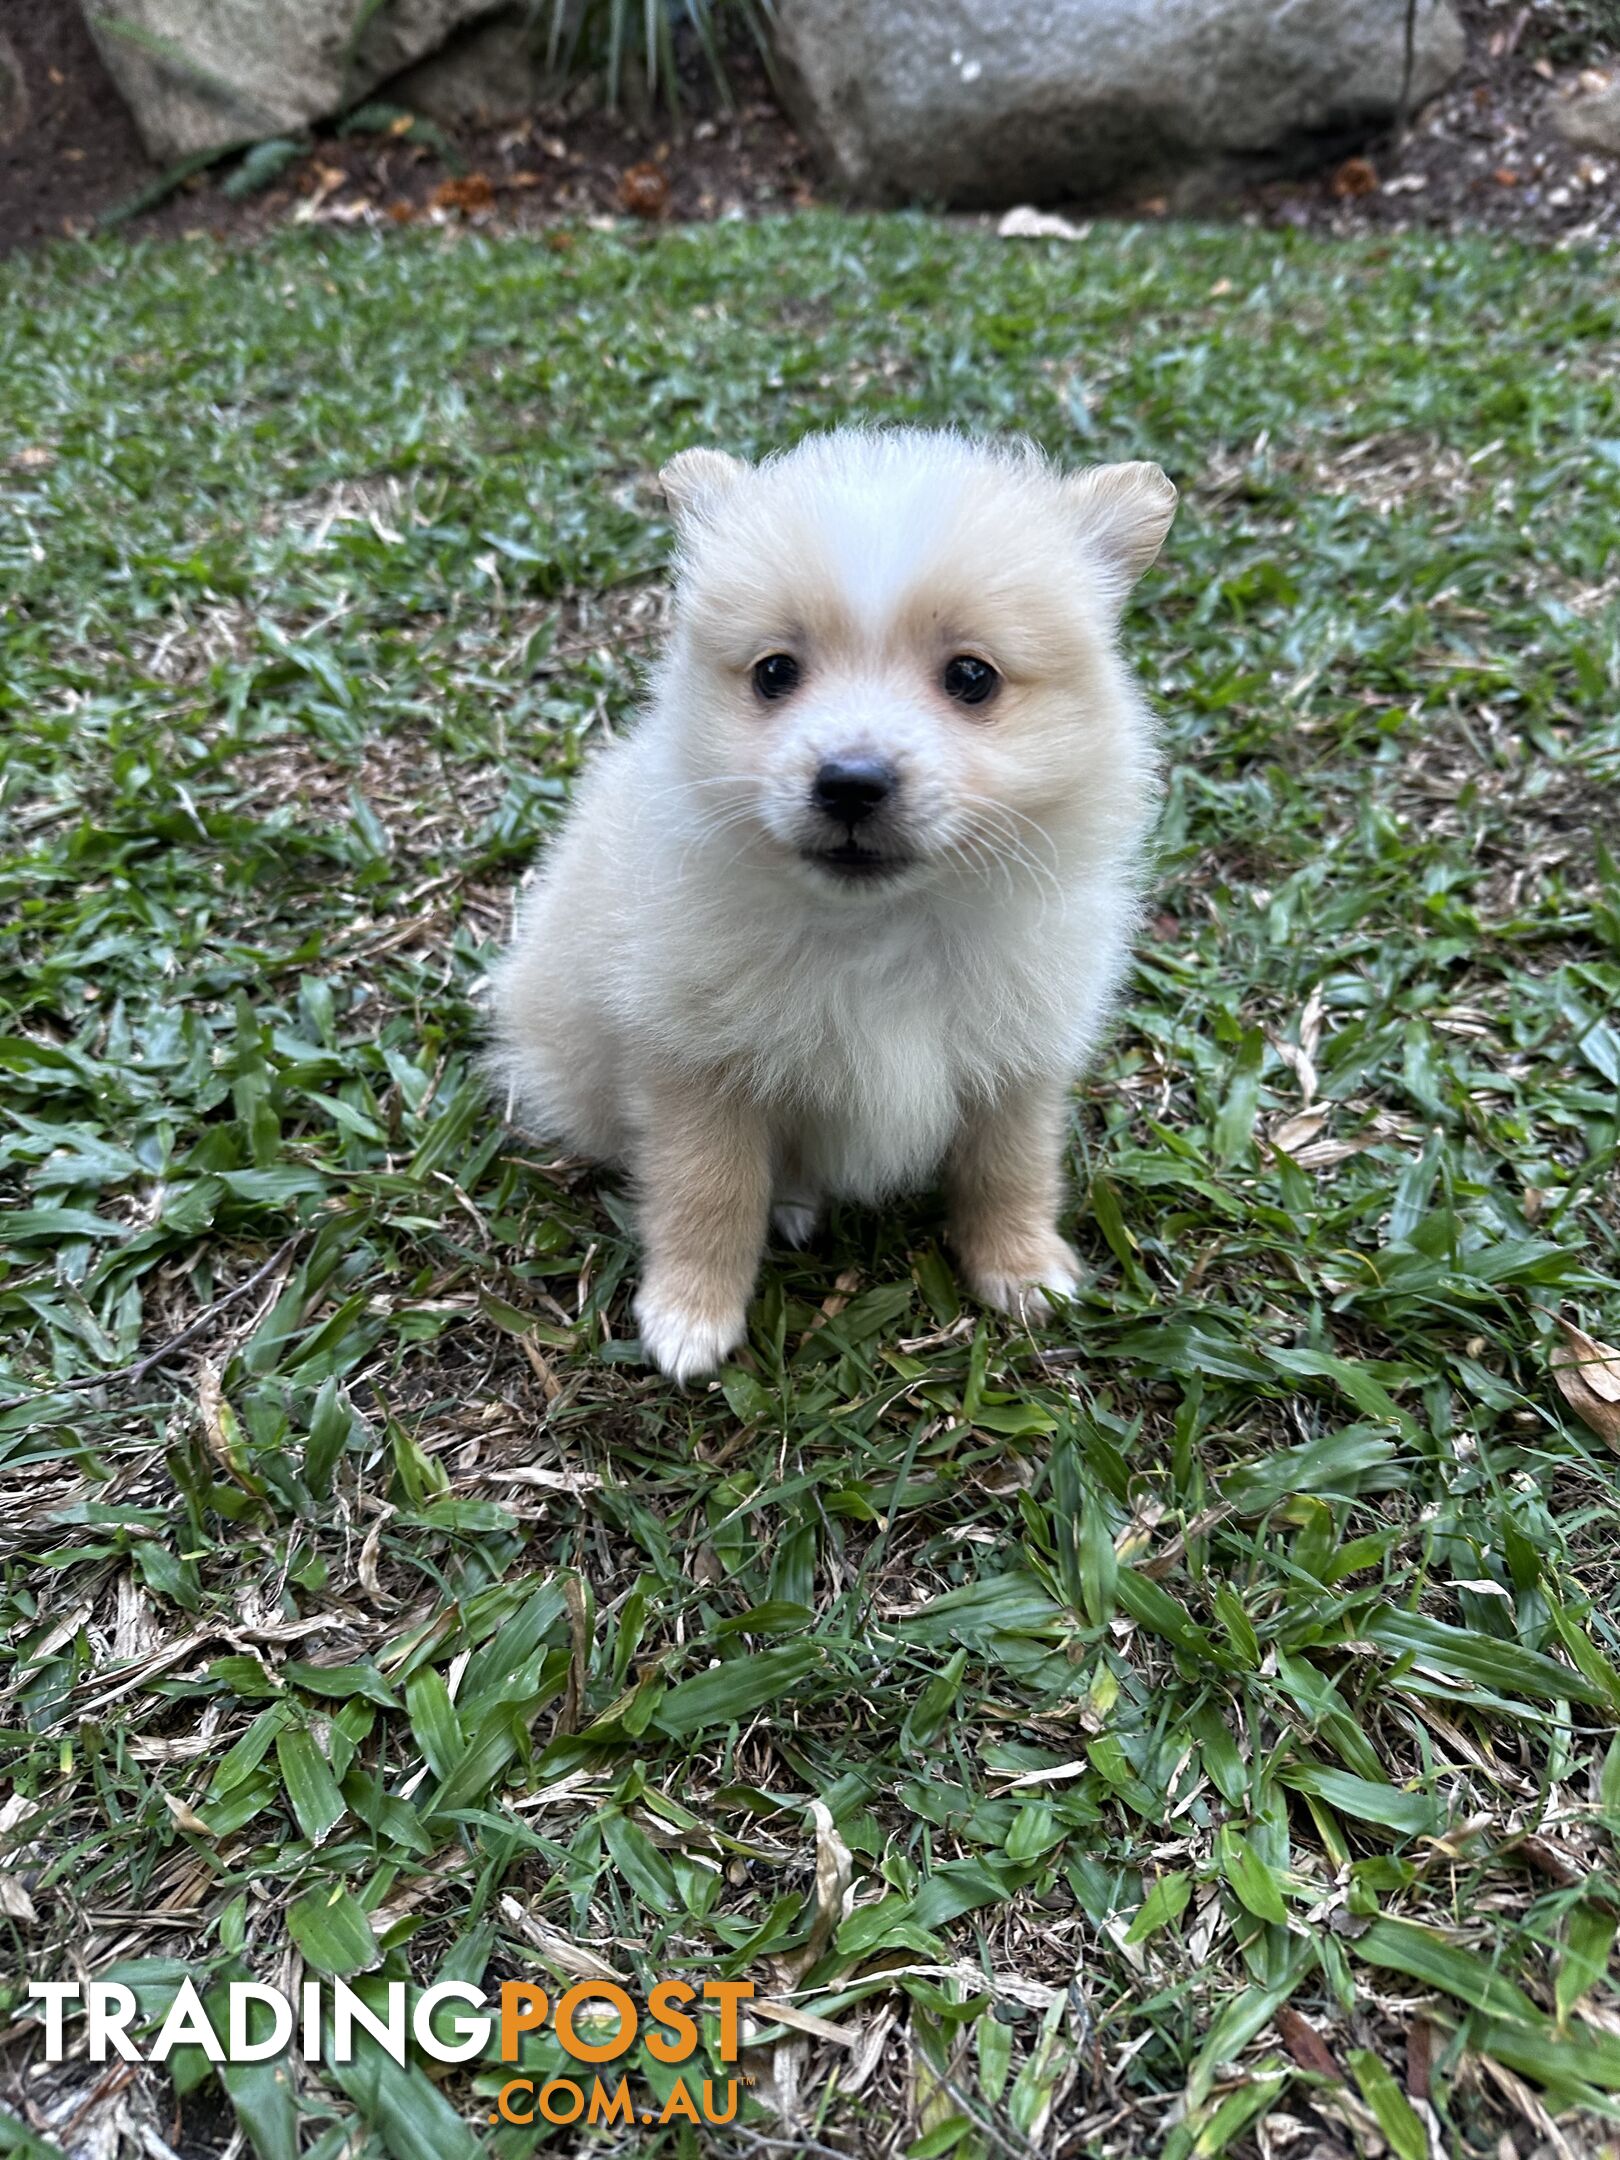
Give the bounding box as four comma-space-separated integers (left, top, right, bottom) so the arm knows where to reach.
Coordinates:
487, 429, 1175, 1381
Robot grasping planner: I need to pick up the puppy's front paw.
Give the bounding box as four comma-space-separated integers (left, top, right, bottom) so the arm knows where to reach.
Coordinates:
958, 1231, 1083, 1325
633, 1282, 747, 1384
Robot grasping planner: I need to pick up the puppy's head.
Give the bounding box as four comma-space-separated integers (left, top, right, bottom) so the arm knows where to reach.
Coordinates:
656, 430, 1174, 900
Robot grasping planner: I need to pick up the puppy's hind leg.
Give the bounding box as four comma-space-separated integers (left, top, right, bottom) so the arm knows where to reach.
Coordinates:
771, 1197, 821, 1248
632, 1069, 772, 1383
946, 1076, 1083, 1323
769, 1135, 821, 1249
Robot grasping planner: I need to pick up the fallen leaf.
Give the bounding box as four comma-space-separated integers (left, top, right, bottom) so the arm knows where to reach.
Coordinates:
1332, 155, 1378, 199
801, 1266, 861, 1344
519, 1334, 562, 1402
618, 162, 670, 219
1268, 1105, 1330, 1156
1512, 1831, 1582, 1886
1000, 1756, 1092, 1790
433, 172, 495, 216
791, 1798, 853, 1977
483, 1465, 599, 1492
559, 1573, 590, 1735
498, 1896, 621, 1981
1549, 1317, 1620, 1452
1277, 2005, 1344, 2081
0, 1872, 37, 1925
997, 205, 1086, 241
752, 1997, 858, 2046
196, 1364, 255, 1487
293, 169, 343, 223
1406, 2015, 1432, 2100
0, 1796, 41, 1845
357, 1502, 398, 1606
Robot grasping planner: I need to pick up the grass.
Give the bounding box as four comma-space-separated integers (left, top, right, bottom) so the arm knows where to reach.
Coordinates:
1, 209, 1618, 2160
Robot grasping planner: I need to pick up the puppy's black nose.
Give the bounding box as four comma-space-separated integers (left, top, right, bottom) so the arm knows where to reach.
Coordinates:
812, 756, 896, 826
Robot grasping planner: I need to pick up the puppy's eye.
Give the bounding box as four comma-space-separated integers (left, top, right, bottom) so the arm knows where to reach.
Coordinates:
942, 654, 999, 707
752, 653, 801, 702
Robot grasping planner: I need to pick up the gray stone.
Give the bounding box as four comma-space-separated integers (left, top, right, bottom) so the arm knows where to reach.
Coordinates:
1554, 81, 1620, 156
776, 0, 1467, 207
78, 0, 510, 161
388, 8, 554, 126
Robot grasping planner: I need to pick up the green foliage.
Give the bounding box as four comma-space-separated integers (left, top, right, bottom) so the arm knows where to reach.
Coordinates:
1, 212, 1618, 2158
1526, 0, 1620, 61
222, 138, 310, 202
538, 0, 777, 113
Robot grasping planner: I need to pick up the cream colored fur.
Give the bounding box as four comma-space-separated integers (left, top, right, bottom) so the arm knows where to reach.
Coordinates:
487, 428, 1175, 1380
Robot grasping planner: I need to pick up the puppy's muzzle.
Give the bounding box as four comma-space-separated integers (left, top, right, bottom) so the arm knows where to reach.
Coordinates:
811, 756, 896, 829
803, 755, 911, 882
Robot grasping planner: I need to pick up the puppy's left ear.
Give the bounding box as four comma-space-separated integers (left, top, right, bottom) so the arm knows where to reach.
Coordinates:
660, 448, 747, 533
1064, 461, 1177, 594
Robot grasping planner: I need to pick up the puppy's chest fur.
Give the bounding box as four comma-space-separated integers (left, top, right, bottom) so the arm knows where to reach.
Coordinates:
644, 897, 1074, 1200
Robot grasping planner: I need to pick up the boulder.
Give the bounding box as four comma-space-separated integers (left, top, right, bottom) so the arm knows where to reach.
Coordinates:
776, 0, 1467, 207
78, 0, 510, 161
388, 9, 551, 126
1554, 79, 1620, 156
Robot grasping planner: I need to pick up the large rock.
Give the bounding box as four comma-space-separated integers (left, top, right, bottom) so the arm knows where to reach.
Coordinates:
388, 9, 551, 126
79, 0, 510, 161
1554, 79, 1620, 156
777, 0, 1467, 207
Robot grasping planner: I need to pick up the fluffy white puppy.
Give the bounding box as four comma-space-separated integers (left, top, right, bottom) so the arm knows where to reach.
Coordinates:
488, 429, 1175, 1381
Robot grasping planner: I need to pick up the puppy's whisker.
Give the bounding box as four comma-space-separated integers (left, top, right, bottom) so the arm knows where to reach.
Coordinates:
950, 831, 1018, 911
965, 797, 1062, 883
973, 820, 1063, 910
672, 800, 769, 883
955, 809, 1060, 911
673, 805, 763, 884
961, 823, 1056, 929
975, 798, 1062, 878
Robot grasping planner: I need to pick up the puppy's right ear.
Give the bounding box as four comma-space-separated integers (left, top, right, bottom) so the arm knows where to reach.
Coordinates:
660, 448, 746, 533
1063, 461, 1178, 595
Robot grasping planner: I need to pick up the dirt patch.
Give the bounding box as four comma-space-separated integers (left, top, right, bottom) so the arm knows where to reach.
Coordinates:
0, 8, 812, 258
177, 85, 815, 243
0, 0, 153, 253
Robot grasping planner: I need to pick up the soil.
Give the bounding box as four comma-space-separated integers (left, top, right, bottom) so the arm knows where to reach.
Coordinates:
0, 0, 154, 254
0, 12, 813, 257
0, 0, 1615, 260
